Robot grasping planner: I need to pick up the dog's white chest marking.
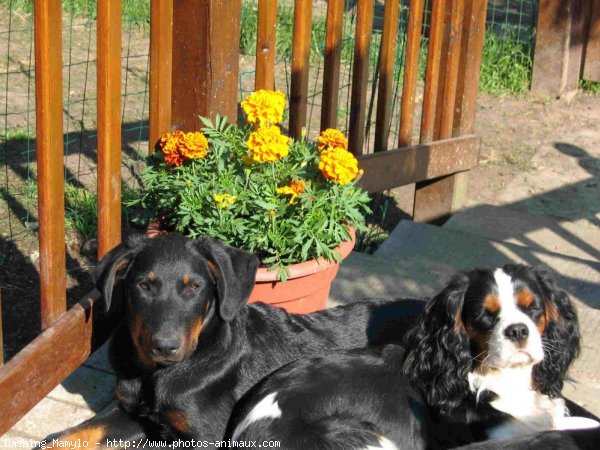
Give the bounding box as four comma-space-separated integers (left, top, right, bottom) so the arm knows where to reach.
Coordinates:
232, 392, 282, 441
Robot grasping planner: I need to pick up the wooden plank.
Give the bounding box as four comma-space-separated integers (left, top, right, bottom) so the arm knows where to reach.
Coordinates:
584, 0, 600, 81
256, 0, 278, 90
453, 0, 487, 136
171, 0, 241, 129
33, 0, 66, 329
432, 0, 452, 140
97, 0, 122, 260
531, 0, 575, 95
149, 0, 173, 154
358, 135, 480, 193
438, 0, 464, 139
0, 286, 3, 366
348, 0, 374, 155
289, 0, 313, 139
0, 290, 109, 436
321, 0, 345, 130
419, 0, 446, 144
374, 0, 400, 151
397, 0, 425, 148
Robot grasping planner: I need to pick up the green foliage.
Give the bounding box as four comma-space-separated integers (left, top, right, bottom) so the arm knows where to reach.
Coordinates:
580, 80, 600, 94
131, 116, 370, 279
480, 31, 532, 95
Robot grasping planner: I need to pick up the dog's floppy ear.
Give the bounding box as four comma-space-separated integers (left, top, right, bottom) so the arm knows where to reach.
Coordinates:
402, 272, 472, 412
194, 238, 259, 322
530, 266, 580, 397
94, 236, 145, 312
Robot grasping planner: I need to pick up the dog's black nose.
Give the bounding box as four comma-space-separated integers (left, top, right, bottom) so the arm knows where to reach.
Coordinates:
504, 323, 529, 342
151, 335, 181, 356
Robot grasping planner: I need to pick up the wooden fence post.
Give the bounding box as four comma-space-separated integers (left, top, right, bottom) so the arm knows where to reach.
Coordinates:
149, 0, 173, 153
33, 0, 67, 329
531, 0, 589, 96
97, 0, 123, 259
171, 0, 242, 130
256, 0, 278, 91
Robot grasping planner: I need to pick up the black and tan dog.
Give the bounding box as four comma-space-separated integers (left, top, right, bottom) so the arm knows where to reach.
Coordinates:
44, 233, 423, 446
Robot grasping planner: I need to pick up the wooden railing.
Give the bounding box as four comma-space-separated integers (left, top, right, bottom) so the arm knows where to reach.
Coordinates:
0, 0, 488, 434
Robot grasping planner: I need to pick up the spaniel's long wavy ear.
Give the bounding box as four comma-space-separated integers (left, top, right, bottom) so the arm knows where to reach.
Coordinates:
194, 238, 259, 322
530, 266, 580, 398
402, 272, 473, 412
94, 234, 148, 313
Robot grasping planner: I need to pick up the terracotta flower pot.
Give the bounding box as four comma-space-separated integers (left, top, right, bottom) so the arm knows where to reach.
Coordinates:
248, 228, 356, 314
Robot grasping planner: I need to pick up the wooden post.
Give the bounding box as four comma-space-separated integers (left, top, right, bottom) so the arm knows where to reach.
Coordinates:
97, 0, 122, 260
531, 0, 588, 96
289, 0, 313, 139
256, 0, 278, 91
149, 0, 173, 154
348, 0, 374, 155
0, 286, 3, 365
171, 0, 242, 129
413, 0, 486, 224
321, 0, 345, 130
33, 0, 67, 329
583, 0, 600, 82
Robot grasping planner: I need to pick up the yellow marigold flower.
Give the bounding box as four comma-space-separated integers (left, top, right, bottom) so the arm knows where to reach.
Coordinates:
241, 90, 286, 126
159, 130, 185, 166
247, 125, 290, 163
317, 128, 348, 152
213, 193, 237, 209
180, 131, 209, 160
276, 179, 305, 204
318, 147, 363, 185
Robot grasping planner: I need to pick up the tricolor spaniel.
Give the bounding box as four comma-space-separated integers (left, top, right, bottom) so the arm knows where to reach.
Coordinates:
229, 265, 599, 449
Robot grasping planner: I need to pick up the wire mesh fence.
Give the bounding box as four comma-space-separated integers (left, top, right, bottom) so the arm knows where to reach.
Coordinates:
0, 0, 539, 245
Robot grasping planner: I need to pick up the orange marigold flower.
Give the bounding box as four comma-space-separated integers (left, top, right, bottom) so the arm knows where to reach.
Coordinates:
318, 147, 363, 185
180, 131, 209, 160
247, 125, 290, 163
160, 130, 185, 166
317, 128, 348, 152
241, 90, 286, 126
276, 179, 305, 204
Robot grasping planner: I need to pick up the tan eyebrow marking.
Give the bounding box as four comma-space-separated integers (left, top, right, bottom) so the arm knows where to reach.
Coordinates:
483, 294, 500, 313
517, 289, 534, 308
148, 271, 156, 282
183, 274, 190, 285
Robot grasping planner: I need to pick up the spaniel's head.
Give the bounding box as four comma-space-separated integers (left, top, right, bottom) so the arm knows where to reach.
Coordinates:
402, 265, 580, 412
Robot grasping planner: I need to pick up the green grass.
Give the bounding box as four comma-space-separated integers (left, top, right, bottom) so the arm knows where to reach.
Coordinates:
580, 79, 600, 94
0, 0, 150, 25
479, 31, 532, 95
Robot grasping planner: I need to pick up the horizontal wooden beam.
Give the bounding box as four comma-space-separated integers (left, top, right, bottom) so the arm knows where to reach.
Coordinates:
357, 135, 480, 193
0, 290, 112, 435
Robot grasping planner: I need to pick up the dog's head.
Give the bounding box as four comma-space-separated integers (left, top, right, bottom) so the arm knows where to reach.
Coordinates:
95, 233, 259, 367
402, 264, 580, 412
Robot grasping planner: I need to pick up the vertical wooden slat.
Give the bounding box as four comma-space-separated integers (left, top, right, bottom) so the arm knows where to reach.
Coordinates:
374, 0, 400, 151
33, 0, 66, 329
419, 0, 446, 144
256, 0, 278, 91
583, 0, 600, 82
397, 0, 425, 148
289, 0, 313, 139
149, 0, 173, 154
171, 1, 241, 130
0, 286, 4, 365
453, 0, 487, 136
321, 0, 345, 130
432, 0, 452, 140
97, 0, 122, 260
348, 0, 375, 155
438, 0, 464, 139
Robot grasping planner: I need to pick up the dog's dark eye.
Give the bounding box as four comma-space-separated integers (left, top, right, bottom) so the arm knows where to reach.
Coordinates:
186, 283, 200, 293
139, 282, 150, 290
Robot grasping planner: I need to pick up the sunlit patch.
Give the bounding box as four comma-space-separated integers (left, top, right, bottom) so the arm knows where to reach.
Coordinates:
47, 424, 107, 448
183, 274, 190, 285
148, 271, 156, 283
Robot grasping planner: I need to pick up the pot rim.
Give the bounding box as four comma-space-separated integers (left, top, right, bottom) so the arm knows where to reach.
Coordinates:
255, 227, 356, 282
